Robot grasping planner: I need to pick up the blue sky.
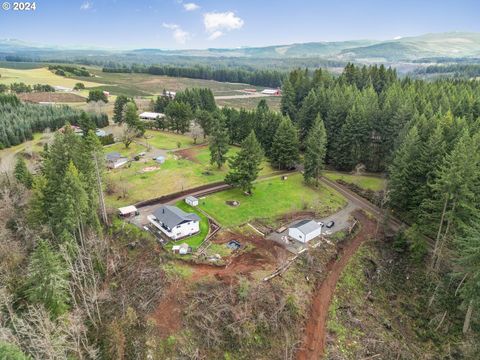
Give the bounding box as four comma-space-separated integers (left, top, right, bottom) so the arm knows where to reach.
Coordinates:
1, 0, 479, 49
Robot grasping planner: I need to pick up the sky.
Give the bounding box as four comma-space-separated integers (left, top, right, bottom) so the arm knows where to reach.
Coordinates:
0, 0, 480, 50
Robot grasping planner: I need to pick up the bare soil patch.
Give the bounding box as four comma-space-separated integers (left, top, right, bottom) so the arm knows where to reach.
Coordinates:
17, 92, 86, 103
175, 146, 203, 163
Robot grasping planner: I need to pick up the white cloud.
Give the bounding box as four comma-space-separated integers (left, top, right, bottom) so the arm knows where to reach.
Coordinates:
203, 11, 244, 39
183, 2, 200, 11
208, 31, 223, 40
162, 23, 190, 45
393, 36, 402, 40
80, 1, 92, 10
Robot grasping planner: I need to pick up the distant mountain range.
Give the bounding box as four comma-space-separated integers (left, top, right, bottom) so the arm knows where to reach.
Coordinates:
2, 32, 480, 63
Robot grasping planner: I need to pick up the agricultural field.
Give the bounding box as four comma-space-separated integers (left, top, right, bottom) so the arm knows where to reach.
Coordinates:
0, 67, 101, 88
198, 173, 347, 228
73, 67, 262, 97
105, 141, 275, 208
324, 171, 385, 191
216, 95, 282, 111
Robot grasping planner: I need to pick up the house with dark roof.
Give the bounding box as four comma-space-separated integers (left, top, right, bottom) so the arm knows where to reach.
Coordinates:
288, 219, 322, 243
147, 205, 201, 240
106, 152, 128, 169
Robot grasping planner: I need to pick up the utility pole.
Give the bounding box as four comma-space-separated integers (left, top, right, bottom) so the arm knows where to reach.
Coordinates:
93, 151, 108, 226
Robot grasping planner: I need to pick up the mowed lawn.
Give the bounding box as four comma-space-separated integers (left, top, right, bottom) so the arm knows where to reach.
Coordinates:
0, 67, 102, 88
198, 173, 347, 228
324, 171, 385, 191
105, 145, 276, 208
144, 130, 197, 150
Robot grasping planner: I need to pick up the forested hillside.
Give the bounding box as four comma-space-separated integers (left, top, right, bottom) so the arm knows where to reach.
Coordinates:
0, 94, 108, 149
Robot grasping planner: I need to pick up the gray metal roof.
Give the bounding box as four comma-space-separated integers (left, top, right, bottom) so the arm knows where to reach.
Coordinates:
152, 205, 200, 229
290, 219, 321, 235
106, 152, 124, 161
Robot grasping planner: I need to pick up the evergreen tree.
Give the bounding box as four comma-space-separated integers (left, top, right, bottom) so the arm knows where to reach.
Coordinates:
165, 101, 193, 134
209, 116, 230, 168
225, 131, 263, 194
26, 240, 70, 317
280, 78, 297, 121
304, 115, 327, 185
297, 89, 319, 141
14, 157, 33, 189
113, 95, 129, 124
51, 161, 89, 242
196, 109, 214, 138
269, 116, 299, 170
388, 125, 423, 213
78, 111, 96, 135
420, 130, 479, 269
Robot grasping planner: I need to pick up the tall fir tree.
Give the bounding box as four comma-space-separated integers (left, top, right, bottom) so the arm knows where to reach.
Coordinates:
112, 95, 129, 124
225, 131, 263, 194
14, 157, 33, 188
209, 116, 230, 169
269, 116, 299, 170
303, 115, 328, 185
26, 240, 70, 317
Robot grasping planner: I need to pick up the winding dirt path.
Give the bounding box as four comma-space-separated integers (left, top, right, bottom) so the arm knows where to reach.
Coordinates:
297, 210, 377, 360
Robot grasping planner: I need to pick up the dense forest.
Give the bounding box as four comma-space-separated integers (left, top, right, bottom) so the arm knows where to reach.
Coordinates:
103, 63, 286, 88
413, 63, 480, 78
0, 94, 108, 148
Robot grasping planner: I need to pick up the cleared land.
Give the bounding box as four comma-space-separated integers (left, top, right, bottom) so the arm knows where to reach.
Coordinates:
0, 67, 102, 88
16, 92, 86, 103
216, 95, 281, 111
197, 173, 347, 228
73, 68, 261, 97
324, 171, 385, 191
105, 143, 275, 208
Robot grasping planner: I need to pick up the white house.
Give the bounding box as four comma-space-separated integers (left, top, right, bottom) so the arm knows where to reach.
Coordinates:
139, 112, 165, 121
288, 220, 322, 243
185, 196, 199, 207
148, 205, 200, 240
106, 152, 128, 169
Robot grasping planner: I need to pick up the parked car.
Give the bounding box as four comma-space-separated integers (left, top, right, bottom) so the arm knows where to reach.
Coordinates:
326, 221, 335, 228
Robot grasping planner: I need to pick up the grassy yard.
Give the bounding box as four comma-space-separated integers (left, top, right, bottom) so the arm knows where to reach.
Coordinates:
105, 144, 275, 208
0, 67, 102, 88
163, 201, 209, 250
197, 173, 347, 228
144, 130, 197, 150
104, 141, 147, 158
324, 171, 385, 191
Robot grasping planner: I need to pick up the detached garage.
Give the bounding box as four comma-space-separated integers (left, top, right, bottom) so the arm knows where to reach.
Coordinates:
288, 220, 322, 243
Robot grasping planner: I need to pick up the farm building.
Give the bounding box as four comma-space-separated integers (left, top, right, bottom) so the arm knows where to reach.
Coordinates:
147, 205, 200, 240
261, 88, 281, 96
154, 156, 166, 164
185, 196, 199, 207
106, 152, 128, 169
118, 205, 138, 217
288, 219, 322, 243
139, 112, 165, 121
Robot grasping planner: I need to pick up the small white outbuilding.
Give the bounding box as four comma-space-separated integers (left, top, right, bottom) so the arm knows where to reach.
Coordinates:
288, 219, 322, 243
185, 196, 199, 207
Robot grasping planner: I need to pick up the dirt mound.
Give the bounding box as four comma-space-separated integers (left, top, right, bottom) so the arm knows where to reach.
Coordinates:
296, 210, 377, 360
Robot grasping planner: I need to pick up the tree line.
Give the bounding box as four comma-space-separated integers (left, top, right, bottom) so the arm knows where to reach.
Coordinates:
103, 64, 286, 88
0, 94, 108, 149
